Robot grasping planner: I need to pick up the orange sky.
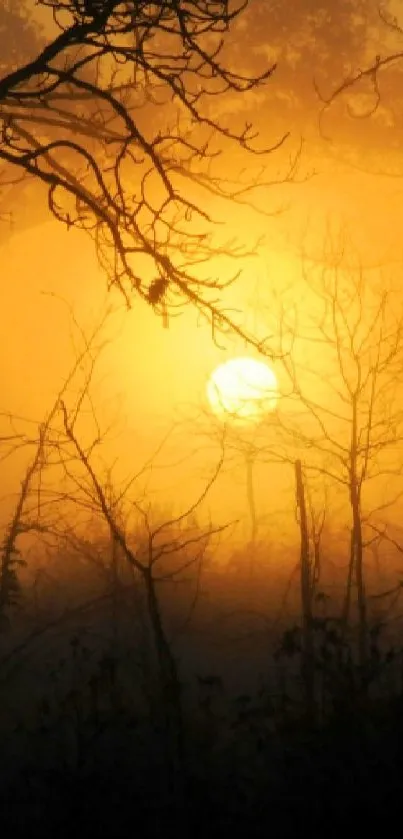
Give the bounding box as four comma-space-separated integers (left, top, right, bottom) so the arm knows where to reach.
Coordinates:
2, 159, 403, 551
3, 2, 403, 563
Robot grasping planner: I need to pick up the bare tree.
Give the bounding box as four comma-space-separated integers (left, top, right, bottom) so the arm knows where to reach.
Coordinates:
0, 311, 229, 820
0, 305, 109, 631
0, 1, 296, 345
312, 3, 403, 175
269, 233, 403, 675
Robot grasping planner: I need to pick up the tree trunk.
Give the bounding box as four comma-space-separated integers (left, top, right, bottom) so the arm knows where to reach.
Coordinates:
143, 568, 186, 810
245, 450, 258, 576
351, 482, 367, 674
342, 529, 354, 638
349, 396, 368, 675
295, 459, 315, 722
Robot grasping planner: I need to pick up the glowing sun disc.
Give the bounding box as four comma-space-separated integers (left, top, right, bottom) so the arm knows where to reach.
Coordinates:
207, 357, 278, 425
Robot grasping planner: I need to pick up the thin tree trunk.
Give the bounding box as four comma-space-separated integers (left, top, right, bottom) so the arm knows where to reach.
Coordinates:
143, 569, 186, 813
110, 532, 117, 641
245, 450, 257, 576
295, 460, 315, 722
342, 529, 354, 637
109, 530, 120, 710
349, 397, 368, 674
351, 486, 367, 674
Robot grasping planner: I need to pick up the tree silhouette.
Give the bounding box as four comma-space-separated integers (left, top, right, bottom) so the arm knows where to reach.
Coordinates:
270, 231, 403, 674
0, 1, 294, 346
312, 2, 403, 173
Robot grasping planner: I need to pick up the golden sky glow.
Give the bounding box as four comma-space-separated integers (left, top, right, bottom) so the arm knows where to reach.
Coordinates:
3, 2, 403, 560
4, 9, 403, 801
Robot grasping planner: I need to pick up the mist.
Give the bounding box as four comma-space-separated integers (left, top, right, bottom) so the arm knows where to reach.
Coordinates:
2, 2, 403, 837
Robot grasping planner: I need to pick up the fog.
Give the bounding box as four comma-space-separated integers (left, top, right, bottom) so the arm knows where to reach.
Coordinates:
2, 2, 403, 836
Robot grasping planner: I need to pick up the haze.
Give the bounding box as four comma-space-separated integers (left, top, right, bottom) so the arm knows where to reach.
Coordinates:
2, 4, 403, 833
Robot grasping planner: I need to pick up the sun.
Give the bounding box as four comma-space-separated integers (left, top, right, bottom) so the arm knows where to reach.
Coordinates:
206, 357, 278, 425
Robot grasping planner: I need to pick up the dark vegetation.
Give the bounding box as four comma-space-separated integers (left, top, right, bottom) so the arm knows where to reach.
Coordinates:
1, 492, 403, 838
